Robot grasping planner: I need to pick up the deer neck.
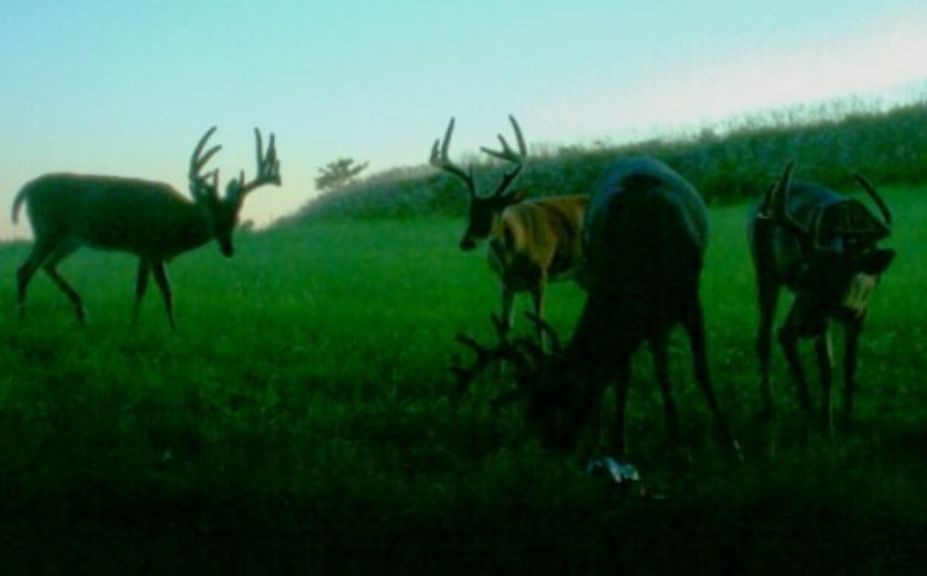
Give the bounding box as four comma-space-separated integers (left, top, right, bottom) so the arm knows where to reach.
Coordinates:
161, 201, 215, 258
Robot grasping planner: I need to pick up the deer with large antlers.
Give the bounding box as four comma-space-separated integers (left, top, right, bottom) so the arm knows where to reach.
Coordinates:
749, 161, 894, 432
12, 127, 281, 329
431, 116, 588, 348
454, 157, 739, 457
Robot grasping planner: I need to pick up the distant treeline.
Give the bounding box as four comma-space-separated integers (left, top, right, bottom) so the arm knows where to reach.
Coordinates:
284, 97, 927, 223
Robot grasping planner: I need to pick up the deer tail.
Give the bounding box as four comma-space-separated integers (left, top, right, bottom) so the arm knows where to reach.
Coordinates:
11, 185, 30, 224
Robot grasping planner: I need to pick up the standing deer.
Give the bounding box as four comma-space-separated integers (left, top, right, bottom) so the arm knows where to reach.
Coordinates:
430, 116, 588, 348
12, 127, 281, 329
455, 157, 738, 457
749, 161, 894, 432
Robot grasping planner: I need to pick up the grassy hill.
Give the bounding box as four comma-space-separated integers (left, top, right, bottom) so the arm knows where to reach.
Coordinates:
285, 97, 927, 224
0, 182, 924, 572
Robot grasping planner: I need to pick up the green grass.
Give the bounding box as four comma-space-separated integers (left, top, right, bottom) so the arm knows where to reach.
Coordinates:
0, 187, 925, 574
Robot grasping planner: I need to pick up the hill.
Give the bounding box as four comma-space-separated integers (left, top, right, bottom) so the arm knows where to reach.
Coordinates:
283, 96, 927, 223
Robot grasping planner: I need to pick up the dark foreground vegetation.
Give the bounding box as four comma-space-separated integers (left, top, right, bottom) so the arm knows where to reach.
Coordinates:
2, 100, 927, 573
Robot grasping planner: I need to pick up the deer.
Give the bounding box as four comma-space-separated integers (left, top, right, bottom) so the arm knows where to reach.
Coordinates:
748, 161, 894, 433
430, 116, 588, 350
12, 126, 281, 329
453, 157, 739, 458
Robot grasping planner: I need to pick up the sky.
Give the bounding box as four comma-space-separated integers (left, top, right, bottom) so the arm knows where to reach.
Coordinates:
1, 0, 927, 239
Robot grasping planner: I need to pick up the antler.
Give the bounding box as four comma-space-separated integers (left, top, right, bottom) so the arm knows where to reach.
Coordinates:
852, 173, 892, 231
450, 313, 520, 403
759, 160, 810, 236
229, 128, 281, 202
430, 117, 478, 198
450, 335, 509, 405
480, 115, 527, 199
189, 126, 222, 200
523, 311, 563, 354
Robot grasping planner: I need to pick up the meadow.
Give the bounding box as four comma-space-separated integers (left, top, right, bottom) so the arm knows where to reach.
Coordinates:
0, 184, 925, 573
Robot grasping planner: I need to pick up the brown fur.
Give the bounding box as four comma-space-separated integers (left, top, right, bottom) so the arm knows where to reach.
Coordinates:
481, 193, 588, 347
490, 194, 588, 289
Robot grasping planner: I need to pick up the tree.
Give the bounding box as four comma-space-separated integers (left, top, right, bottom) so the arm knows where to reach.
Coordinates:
315, 158, 369, 192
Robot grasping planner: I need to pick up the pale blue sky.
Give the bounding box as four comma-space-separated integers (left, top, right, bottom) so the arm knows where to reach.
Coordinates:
2, 0, 927, 238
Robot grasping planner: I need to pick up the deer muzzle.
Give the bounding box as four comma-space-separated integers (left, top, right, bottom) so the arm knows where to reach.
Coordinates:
842, 273, 877, 318
459, 236, 477, 251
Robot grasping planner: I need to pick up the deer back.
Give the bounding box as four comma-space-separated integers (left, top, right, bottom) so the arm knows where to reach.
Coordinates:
17, 174, 209, 260
580, 157, 707, 341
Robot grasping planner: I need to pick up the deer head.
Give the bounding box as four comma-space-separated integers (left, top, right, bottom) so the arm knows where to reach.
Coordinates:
189, 127, 281, 257
760, 161, 895, 309
430, 115, 528, 251
451, 312, 594, 449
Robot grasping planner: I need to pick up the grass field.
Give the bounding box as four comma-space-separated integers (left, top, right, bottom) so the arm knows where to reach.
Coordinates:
0, 185, 925, 573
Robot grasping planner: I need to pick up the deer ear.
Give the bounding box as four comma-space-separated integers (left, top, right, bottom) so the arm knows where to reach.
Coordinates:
859, 248, 895, 275
509, 188, 529, 203
495, 188, 528, 210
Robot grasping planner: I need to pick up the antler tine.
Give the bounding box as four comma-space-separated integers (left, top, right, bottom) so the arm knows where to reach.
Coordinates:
440, 117, 455, 162
430, 117, 478, 198
481, 115, 528, 199
490, 312, 509, 342
254, 127, 264, 169
262, 131, 280, 179
757, 183, 776, 219
234, 128, 282, 199
189, 126, 222, 182
765, 160, 809, 236
454, 333, 492, 364
480, 115, 527, 162
524, 311, 563, 353
450, 333, 492, 402
769, 160, 794, 215
852, 173, 893, 230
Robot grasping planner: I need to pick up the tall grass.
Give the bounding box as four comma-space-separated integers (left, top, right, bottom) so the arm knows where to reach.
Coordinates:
287, 96, 927, 223
0, 184, 924, 573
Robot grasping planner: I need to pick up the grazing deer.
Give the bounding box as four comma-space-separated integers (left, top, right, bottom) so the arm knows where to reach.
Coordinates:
12, 127, 281, 329
749, 161, 894, 432
430, 116, 588, 347
455, 157, 738, 457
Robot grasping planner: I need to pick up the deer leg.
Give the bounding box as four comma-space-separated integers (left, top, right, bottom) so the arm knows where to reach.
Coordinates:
650, 332, 679, 443
610, 355, 632, 457
685, 299, 739, 454
17, 239, 60, 319
841, 317, 864, 431
151, 261, 175, 331
132, 259, 151, 327
778, 309, 813, 413
500, 285, 516, 339
815, 329, 834, 436
42, 243, 84, 324
490, 285, 517, 377
530, 283, 546, 350
756, 280, 781, 420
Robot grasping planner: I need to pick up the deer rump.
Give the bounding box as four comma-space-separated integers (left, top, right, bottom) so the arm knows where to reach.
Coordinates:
519, 157, 732, 453
577, 157, 708, 357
